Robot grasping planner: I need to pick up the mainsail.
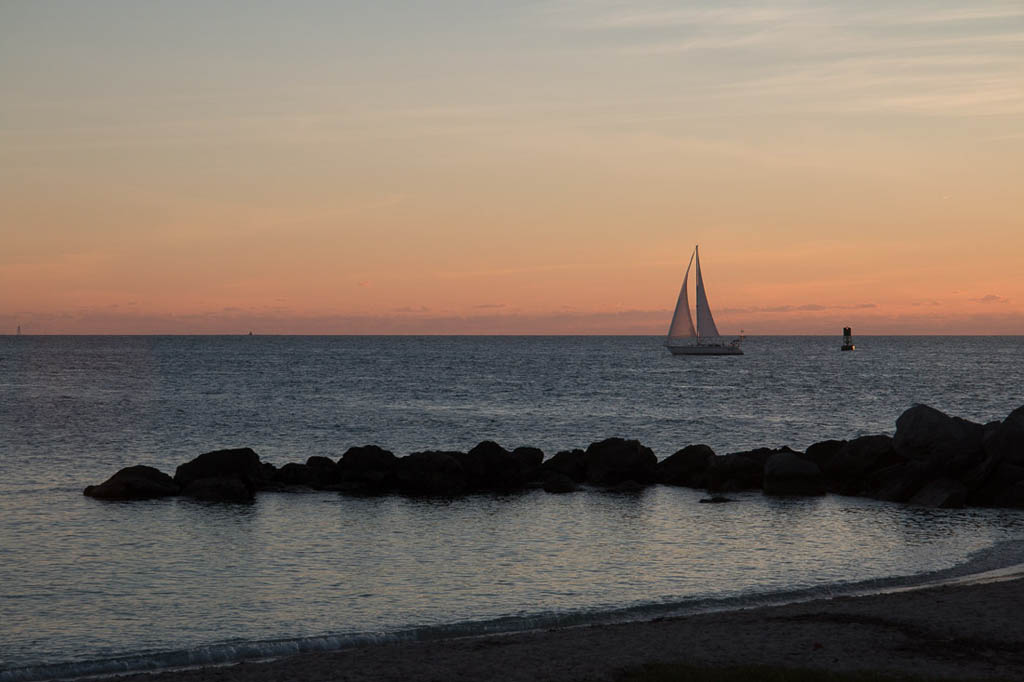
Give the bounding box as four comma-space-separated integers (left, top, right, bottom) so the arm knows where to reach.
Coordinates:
666, 245, 742, 355
667, 250, 696, 340
694, 246, 720, 338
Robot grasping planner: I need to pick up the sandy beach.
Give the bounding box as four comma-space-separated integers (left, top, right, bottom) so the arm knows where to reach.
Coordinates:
97, 575, 1024, 682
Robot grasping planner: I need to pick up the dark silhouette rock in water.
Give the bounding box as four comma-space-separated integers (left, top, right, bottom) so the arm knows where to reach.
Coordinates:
542, 449, 587, 483
84, 465, 179, 500
965, 406, 1024, 506
584, 438, 658, 486
338, 445, 398, 492
984, 405, 1024, 467
699, 495, 732, 503
969, 460, 1024, 507
803, 439, 846, 469
306, 455, 340, 477
866, 460, 933, 503
257, 462, 279, 488
174, 448, 263, 488
79, 402, 1024, 508
818, 435, 900, 495
181, 476, 254, 502
991, 481, 1024, 508
396, 451, 467, 496
174, 448, 262, 502
455, 441, 524, 491
763, 451, 825, 496
511, 446, 544, 482
275, 462, 315, 487
908, 478, 967, 508
708, 446, 802, 492
542, 472, 578, 494
894, 404, 985, 475
658, 444, 715, 488
707, 451, 768, 492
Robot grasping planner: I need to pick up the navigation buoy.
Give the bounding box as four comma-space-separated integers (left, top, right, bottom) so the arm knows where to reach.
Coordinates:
841, 327, 855, 351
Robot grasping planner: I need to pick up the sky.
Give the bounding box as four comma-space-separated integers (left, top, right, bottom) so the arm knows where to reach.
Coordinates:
2, 0, 1022, 334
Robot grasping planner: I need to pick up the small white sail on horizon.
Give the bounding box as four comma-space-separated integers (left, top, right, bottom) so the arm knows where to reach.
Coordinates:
666, 245, 743, 356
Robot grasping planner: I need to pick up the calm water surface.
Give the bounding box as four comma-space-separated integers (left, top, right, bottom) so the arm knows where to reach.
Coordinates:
1, 336, 1022, 680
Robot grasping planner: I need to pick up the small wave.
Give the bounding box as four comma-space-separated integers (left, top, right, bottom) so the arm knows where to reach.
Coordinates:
5, 538, 1024, 682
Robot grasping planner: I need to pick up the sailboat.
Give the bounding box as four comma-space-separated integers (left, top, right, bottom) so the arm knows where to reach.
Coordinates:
666, 245, 743, 355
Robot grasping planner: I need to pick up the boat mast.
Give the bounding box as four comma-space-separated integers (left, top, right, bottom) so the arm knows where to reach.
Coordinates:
695, 245, 701, 340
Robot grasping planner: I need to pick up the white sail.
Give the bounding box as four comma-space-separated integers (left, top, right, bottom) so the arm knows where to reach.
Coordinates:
694, 246, 720, 339
666, 250, 696, 340
665, 244, 742, 355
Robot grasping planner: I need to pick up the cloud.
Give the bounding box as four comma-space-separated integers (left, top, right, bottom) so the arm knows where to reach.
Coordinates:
392, 306, 430, 314
548, 0, 1024, 116
474, 303, 506, 309
971, 294, 1010, 304
357, 281, 371, 288
719, 303, 876, 314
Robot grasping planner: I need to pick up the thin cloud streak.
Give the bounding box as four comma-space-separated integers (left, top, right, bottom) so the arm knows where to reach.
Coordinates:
549, 0, 1024, 117
719, 303, 878, 314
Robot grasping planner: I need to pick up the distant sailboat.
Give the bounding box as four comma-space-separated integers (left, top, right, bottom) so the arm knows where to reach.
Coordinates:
666, 245, 743, 356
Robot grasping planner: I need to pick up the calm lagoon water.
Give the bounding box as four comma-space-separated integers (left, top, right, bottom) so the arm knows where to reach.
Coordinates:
1, 335, 1023, 680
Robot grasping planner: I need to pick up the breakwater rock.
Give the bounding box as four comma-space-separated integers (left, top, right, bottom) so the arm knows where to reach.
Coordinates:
83, 404, 1024, 509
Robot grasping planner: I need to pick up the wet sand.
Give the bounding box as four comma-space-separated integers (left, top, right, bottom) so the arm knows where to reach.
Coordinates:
102, 576, 1024, 682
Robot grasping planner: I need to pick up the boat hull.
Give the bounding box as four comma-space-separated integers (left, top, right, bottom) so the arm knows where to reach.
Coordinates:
666, 343, 743, 356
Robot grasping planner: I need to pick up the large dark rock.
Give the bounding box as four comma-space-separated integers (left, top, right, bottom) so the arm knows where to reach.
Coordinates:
729, 447, 795, 469
584, 438, 658, 487
257, 462, 279, 489
706, 447, 798, 492
511, 447, 544, 482
181, 476, 254, 502
174, 448, 263, 489
908, 478, 968, 508
455, 441, 524, 491
338, 445, 398, 492
984, 405, 1024, 467
992, 481, 1024, 508
866, 460, 933, 502
967, 461, 1024, 506
303, 456, 343, 488
763, 452, 825, 496
395, 451, 467, 496
275, 462, 315, 487
707, 453, 763, 492
658, 444, 715, 488
84, 465, 179, 500
803, 439, 846, 470
821, 435, 900, 495
542, 449, 587, 483
894, 405, 985, 475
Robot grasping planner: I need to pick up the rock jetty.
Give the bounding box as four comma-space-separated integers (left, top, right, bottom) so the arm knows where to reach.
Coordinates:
84, 404, 1024, 509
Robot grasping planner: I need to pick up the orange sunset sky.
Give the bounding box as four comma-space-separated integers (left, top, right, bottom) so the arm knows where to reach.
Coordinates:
2, 1, 1022, 334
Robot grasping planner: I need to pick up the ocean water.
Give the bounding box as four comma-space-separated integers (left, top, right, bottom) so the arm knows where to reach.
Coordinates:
1, 335, 1023, 681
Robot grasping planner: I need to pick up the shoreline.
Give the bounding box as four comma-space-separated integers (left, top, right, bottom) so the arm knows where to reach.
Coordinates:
82, 576, 1024, 682
8, 546, 1024, 682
